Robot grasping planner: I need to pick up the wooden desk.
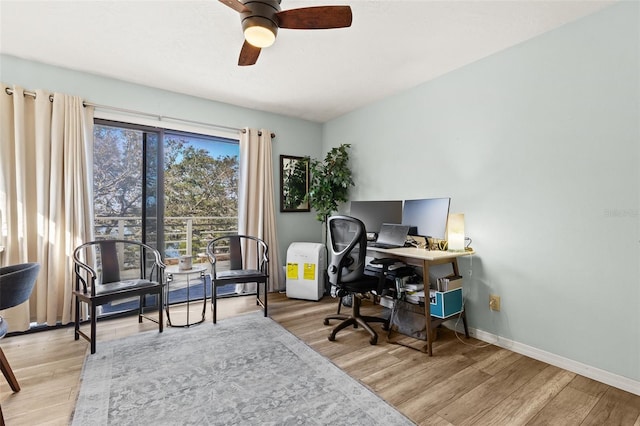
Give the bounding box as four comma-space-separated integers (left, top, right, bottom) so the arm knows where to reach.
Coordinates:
367, 246, 475, 356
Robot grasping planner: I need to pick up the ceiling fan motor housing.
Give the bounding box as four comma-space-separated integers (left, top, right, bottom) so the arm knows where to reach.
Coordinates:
222, 0, 352, 65
241, 0, 281, 46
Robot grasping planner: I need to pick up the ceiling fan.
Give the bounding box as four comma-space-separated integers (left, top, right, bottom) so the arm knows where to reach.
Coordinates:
219, 0, 353, 66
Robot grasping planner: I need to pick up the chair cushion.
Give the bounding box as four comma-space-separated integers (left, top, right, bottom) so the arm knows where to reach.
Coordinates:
341, 274, 380, 293
95, 279, 160, 295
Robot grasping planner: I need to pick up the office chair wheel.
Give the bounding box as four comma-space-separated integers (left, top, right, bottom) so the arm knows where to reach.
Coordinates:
328, 334, 336, 342
369, 335, 378, 345
323, 319, 330, 326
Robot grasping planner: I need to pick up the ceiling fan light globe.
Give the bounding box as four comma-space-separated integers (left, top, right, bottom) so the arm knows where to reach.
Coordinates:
244, 25, 276, 48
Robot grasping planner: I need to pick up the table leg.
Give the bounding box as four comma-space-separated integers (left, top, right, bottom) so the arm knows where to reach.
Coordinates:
186, 275, 190, 326
200, 271, 207, 322
165, 273, 174, 326
166, 269, 207, 327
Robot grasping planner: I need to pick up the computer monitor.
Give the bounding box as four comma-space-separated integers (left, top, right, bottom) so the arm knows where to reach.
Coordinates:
402, 198, 451, 239
348, 200, 403, 234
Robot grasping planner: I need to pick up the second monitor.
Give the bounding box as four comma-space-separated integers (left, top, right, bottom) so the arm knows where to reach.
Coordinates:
402, 197, 451, 239
348, 200, 403, 234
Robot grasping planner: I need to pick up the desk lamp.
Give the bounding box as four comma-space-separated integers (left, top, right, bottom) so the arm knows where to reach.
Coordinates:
447, 213, 465, 252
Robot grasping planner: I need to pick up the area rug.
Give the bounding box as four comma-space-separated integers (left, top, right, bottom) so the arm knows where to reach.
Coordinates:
72, 311, 414, 425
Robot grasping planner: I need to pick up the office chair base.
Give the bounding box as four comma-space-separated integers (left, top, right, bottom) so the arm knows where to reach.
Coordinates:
324, 296, 388, 345
326, 315, 384, 345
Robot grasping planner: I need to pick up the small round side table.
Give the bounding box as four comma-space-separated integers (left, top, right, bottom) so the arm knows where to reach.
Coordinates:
165, 264, 208, 327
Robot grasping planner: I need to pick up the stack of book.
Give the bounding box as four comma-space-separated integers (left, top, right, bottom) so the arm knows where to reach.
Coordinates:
405, 290, 424, 304
404, 282, 423, 292
404, 282, 425, 304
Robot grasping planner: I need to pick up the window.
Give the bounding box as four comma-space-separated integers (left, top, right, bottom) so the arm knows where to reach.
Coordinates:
93, 120, 240, 315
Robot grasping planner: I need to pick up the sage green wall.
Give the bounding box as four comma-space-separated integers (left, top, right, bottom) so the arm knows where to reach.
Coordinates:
0, 54, 324, 270
324, 2, 639, 383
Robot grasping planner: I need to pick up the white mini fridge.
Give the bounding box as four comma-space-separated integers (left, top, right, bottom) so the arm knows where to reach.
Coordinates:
285, 242, 326, 301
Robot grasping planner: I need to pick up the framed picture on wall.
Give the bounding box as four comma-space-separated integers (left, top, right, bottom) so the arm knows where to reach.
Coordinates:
280, 155, 310, 212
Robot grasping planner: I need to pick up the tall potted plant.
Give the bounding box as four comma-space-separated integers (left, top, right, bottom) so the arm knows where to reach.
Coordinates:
306, 143, 354, 225
305, 144, 354, 296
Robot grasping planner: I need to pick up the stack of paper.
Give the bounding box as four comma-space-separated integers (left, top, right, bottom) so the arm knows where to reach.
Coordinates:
405, 290, 424, 304
404, 282, 423, 292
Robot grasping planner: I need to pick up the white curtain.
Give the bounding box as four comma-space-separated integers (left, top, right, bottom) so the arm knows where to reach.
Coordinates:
0, 84, 94, 331
238, 128, 284, 292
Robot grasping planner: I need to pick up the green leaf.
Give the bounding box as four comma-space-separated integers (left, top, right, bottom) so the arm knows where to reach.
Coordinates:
304, 144, 353, 223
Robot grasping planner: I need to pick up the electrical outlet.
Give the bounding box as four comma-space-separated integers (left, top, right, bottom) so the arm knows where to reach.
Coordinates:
489, 295, 501, 311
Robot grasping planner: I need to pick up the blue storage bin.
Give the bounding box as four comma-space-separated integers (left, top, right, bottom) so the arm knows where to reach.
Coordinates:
429, 287, 463, 318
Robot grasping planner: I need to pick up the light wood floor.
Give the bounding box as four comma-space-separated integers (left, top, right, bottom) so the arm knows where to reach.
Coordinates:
1, 293, 639, 425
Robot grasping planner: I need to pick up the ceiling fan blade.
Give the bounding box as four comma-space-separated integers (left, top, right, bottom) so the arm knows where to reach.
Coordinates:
219, 0, 250, 14
276, 6, 352, 29
239, 40, 261, 66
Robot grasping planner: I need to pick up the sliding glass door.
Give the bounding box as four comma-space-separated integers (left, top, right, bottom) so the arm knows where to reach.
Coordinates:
93, 120, 163, 250
92, 119, 240, 316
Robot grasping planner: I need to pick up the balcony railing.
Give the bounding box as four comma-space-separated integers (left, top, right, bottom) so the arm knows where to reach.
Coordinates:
92, 215, 243, 318
94, 215, 237, 262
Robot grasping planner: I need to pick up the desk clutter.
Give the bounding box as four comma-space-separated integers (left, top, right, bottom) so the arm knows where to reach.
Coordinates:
368, 258, 464, 342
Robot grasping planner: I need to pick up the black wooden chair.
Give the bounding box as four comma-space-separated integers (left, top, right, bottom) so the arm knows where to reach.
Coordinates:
73, 239, 165, 354
206, 235, 268, 324
0, 262, 40, 424
323, 216, 393, 345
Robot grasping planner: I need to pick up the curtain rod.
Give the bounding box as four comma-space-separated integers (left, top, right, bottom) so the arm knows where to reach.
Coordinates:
4, 87, 275, 138
5, 87, 53, 102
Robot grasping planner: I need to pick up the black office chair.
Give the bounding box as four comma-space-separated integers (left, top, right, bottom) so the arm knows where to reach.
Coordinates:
206, 235, 268, 324
0, 262, 40, 394
73, 239, 165, 354
323, 216, 393, 345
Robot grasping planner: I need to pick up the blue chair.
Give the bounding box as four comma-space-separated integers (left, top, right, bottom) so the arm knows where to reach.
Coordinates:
0, 263, 40, 393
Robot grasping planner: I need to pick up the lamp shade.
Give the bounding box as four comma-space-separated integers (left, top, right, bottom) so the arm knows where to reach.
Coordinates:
447, 213, 465, 252
242, 16, 277, 48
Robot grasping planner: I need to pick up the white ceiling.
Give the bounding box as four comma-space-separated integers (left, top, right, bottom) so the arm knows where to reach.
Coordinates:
0, 0, 615, 123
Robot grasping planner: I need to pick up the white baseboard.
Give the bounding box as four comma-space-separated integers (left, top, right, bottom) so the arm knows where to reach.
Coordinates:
445, 323, 640, 396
